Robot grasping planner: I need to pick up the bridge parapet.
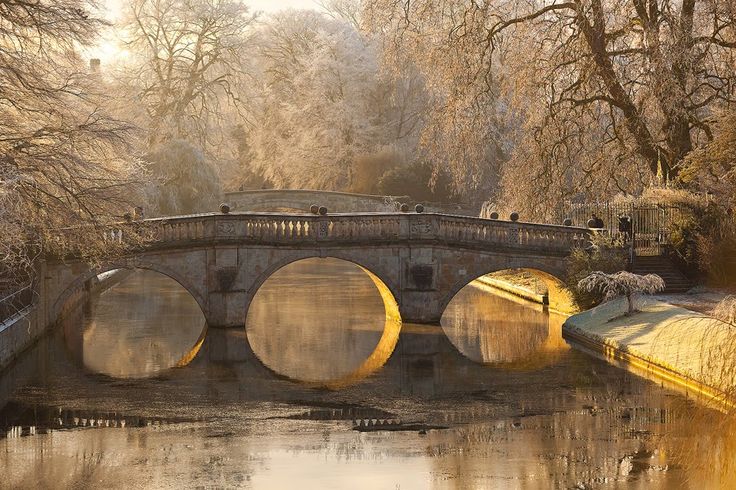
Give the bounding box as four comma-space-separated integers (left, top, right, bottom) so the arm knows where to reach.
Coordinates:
108, 213, 589, 255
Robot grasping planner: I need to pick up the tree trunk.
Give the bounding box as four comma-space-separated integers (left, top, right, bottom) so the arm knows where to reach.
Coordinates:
627, 293, 635, 315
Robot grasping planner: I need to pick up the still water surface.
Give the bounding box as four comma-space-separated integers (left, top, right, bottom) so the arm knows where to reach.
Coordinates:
0, 259, 730, 488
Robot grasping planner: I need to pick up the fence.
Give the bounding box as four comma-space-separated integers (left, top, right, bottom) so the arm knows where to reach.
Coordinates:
563, 203, 687, 256
0, 284, 36, 324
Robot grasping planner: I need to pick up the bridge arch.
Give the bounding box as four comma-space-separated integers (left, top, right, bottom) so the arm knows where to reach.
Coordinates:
243, 252, 402, 326
439, 265, 577, 320
243, 255, 402, 388
50, 259, 209, 326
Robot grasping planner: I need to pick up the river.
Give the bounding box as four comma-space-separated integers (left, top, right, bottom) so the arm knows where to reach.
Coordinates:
0, 258, 730, 489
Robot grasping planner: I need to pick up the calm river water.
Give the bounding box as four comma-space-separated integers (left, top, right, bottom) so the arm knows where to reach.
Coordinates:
0, 259, 732, 489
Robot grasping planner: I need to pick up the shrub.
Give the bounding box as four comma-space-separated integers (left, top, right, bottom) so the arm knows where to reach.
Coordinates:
578, 271, 665, 314
695, 220, 736, 287
565, 233, 628, 309
377, 161, 456, 202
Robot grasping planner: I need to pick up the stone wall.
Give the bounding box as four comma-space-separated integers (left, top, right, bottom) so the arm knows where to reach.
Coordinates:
0, 266, 129, 373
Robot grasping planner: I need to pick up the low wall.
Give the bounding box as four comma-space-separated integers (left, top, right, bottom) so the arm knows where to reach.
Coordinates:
0, 266, 130, 373
0, 305, 46, 373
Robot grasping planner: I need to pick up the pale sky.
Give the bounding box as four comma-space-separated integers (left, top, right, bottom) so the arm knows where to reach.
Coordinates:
103, 0, 322, 21
92, 0, 324, 62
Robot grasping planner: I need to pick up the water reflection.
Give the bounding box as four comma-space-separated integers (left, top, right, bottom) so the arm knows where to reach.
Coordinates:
245, 258, 401, 387
62, 269, 206, 378
1, 260, 732, 488
441, 279, 569, 367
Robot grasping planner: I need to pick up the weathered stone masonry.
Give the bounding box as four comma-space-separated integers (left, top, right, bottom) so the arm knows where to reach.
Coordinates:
44, 212, 590, 327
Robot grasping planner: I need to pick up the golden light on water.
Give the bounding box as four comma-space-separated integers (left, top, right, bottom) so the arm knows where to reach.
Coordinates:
245, 258, 401, 387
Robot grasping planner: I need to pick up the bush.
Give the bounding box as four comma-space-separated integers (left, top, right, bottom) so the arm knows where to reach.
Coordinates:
697, 225, 736, 287
144, 140, 222, 216
377, 161, 457, 202
565, 233, 628, 309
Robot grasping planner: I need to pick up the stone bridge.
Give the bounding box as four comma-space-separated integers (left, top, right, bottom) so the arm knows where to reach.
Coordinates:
225, 189, 406, 213
42, 213, 590, 328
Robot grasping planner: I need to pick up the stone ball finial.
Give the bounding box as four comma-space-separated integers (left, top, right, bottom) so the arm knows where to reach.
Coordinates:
415, 204, 424, 213
400, 203, 409, 212
220, 203, 230, 214
318, 206, 328, 215
310, 204, 319, 214
510, 212, 519, 222
563, 218, 573, 226
490, 211, 499, 220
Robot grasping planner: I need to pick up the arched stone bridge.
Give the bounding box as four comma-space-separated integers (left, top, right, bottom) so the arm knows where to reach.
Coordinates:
224, 189, 407, 213
43, 213, 590, 327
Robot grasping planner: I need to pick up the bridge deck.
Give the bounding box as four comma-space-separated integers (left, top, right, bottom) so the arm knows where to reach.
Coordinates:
103, 212, 590, 257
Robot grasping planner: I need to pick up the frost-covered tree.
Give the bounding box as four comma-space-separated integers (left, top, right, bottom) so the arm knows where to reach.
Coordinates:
0, 0, 141, 286
714, 296, 736, 326
364, 0, 736, 216
578, 271, 665, 314
144, 140, 222, 216
120, 0, 256, 151
242, 9, 427, 191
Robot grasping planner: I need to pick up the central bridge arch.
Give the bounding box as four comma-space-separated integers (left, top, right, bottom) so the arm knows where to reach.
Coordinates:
242, 251, 402, 324
243, 256, 402, 388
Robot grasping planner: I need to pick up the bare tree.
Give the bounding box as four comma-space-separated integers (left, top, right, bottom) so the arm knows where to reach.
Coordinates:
363, 0, 736, 212
120, 0, 256, 151
0, 0, 142, 287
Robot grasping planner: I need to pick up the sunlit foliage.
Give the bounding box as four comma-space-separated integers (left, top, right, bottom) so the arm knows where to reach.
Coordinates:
363, 0, 736, 217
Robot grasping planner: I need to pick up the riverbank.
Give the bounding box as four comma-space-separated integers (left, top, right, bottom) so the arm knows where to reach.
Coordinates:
0, 268, 131, 372
563, 296, 735, 409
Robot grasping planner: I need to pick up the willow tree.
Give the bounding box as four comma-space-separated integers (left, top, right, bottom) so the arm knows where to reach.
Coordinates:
363, 0, 736, 217
0, 0, 141, 287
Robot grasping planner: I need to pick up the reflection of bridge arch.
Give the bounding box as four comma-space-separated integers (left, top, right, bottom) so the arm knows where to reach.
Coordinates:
439, 266, 576, 319
441, 279, 570, 370
225, 189, 406, 213
244, 257, 402, 388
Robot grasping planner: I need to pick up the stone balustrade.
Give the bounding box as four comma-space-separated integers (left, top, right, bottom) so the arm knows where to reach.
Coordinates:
109, 212, 589, 255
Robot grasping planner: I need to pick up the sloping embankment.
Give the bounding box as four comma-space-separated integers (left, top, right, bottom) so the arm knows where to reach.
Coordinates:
563, 297, 736, 409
